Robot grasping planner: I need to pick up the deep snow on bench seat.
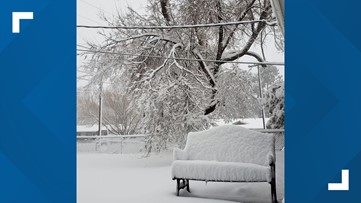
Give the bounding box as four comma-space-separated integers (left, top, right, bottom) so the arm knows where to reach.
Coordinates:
172, 160, 272, 182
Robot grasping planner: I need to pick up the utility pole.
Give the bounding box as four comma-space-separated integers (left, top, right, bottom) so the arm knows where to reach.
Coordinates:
258, 33, 267, 129
249, 62, 267, 129
98, 82, 103, 136
257, 65, 266, 129
95, 81, 103, 151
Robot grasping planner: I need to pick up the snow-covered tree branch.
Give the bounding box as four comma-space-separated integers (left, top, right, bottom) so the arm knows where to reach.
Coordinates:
79, 0, 283, 152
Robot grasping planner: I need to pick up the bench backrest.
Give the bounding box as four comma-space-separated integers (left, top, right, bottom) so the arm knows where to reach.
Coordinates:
184, 125, 275, 166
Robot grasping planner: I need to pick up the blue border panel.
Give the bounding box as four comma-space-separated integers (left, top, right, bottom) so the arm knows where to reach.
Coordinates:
0, 1, 76, 203
286, 0, 361, 202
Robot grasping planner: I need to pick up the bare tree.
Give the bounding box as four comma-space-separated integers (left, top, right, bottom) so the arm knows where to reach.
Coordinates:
77, 92, 99, 125
77, 89, 142, 135
102, 91, 141, 135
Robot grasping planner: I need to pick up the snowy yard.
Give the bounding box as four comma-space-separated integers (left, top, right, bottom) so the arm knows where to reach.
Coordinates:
77, 151, 284, 203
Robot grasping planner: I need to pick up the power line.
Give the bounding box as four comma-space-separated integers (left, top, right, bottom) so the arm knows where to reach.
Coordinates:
77, 48, 284, 66
77, 44, 90, 49
78, 15, 102, 25
77, 20, 276, 30
79, 0, 113, 16
77, 77, 115, 85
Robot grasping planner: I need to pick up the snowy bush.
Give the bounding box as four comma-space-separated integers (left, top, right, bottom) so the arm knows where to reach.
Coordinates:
215, 67, 261, 120
264, 83, 284, 129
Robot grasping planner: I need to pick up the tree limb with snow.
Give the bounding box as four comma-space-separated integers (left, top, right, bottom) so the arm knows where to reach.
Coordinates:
79, 0, 283, 152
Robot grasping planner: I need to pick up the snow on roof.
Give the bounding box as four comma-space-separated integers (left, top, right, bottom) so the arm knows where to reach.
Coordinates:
77, 125, 108, 132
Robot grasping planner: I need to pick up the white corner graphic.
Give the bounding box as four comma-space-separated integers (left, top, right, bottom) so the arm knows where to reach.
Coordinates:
328, 169, 349, 191
12, 12, 34, 33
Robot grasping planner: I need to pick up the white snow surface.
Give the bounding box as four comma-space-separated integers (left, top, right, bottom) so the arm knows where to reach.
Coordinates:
183, 125, 275, 166
77, 151, 284, 203
172, 160, 271, 182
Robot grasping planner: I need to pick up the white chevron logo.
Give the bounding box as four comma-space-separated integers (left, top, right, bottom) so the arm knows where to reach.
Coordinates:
328, 169, 349, 191
12, 12, 34, 33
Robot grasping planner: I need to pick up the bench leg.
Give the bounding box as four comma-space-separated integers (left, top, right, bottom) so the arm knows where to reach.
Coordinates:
271, 179, 278, 203
186, 179, 190, 192
176, 178, 191, 196
176, 179, 180, 196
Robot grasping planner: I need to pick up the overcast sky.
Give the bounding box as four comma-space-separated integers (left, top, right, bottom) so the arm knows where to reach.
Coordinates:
77, 0, 284, 87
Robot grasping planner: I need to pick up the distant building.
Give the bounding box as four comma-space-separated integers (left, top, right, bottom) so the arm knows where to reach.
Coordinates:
77, 125, 109, 136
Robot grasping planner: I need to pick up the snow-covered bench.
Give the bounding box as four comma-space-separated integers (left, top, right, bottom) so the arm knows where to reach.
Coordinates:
171, 125, 277, 203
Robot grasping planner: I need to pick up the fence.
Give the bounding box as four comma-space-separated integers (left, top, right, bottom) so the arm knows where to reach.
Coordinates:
76, 134, 148, 154
76, 129, 284, 154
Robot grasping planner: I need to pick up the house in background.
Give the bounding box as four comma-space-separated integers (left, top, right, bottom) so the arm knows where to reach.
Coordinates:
77, 125, 109, 136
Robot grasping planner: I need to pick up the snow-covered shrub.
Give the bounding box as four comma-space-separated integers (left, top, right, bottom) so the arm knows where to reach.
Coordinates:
215, 67, 261, 120
264, 83, 284, 129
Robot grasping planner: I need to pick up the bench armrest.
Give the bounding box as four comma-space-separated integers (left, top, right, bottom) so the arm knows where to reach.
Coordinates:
268, 153, 276, 180
267, 153, 275, 165
173, 148, 187, 160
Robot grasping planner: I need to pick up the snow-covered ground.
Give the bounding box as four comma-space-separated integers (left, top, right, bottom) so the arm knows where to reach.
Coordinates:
77, 118, 284, 202
77, 151, 284, 203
